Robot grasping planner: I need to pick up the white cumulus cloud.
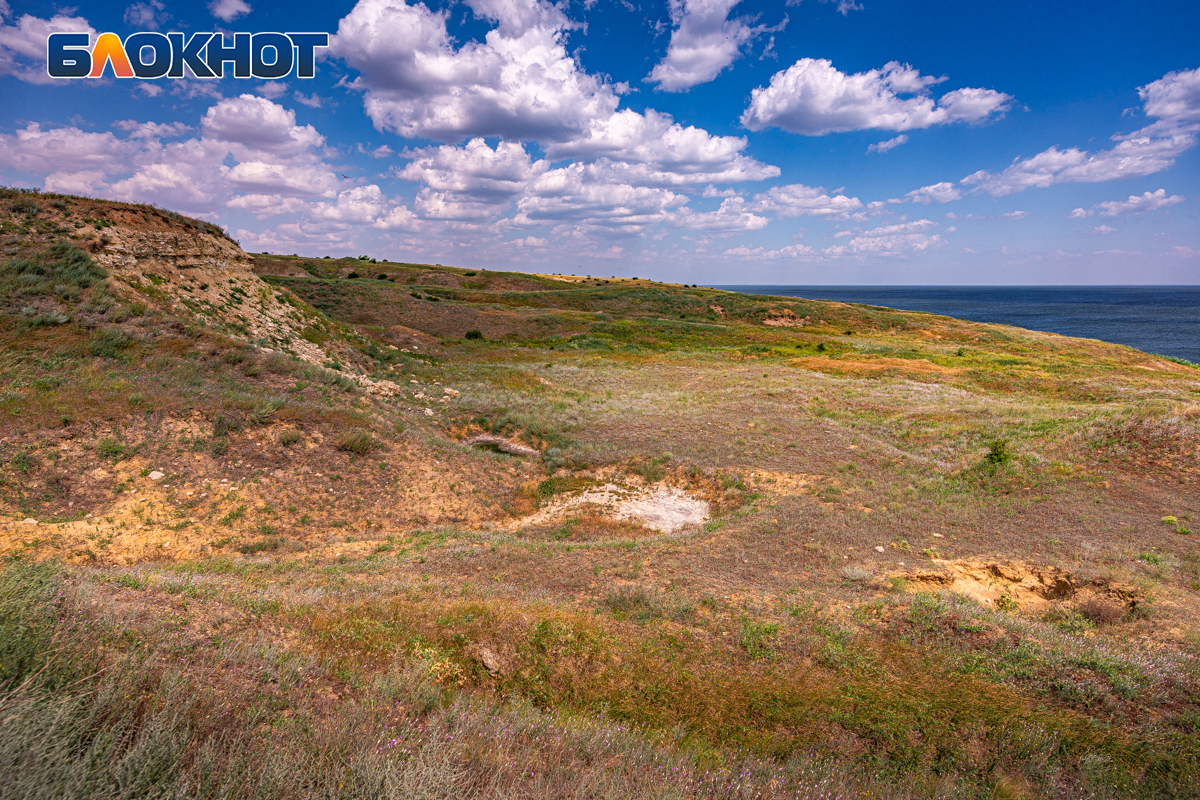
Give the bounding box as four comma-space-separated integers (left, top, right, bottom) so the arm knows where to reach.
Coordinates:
200, 95, 325, 157
1096, 188, 1185, 217
646, 0, 775, 92
0, 11, 95, 84
867, 134, 907, 153
124, 1, 168, 30
741, 59, 1012, 136
723, 243, 814, 259
823, 219, 942, 257
332, 0, 615, 143
747, 183, 864, 218
961, 68, 1200, 197
209, 0, 251, 22
905, 181, 962, 204
0, 124, 134, 175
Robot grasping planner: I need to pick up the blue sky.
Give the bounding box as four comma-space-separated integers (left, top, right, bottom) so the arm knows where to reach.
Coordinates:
2, 0, 1198, 283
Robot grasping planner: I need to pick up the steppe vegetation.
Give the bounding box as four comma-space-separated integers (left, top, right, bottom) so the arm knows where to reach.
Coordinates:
1, 188, 1199, 798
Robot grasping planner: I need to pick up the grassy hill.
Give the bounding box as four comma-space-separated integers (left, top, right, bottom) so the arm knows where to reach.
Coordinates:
2, 187, 1199, 798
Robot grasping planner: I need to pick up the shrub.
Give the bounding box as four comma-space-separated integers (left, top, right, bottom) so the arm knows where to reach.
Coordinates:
248, 398, 284, 425
603, 586, 661, 620
30, 311, 70, 326
212, 415, 238, 437
88, 328, 133, 358
739, 619, 780, 660
278, 429, 302, 446
336, 430, 377, 455
1, 243, 108, 307
1043, 608, 1094, 635
465, 329, 484, 340
633, 457, 667, 484
1077, 597, 1124, 626
96, 437, 133, 461
237, 537, 284, 554
841, 565, 872, 582
985, 438, 1012, 465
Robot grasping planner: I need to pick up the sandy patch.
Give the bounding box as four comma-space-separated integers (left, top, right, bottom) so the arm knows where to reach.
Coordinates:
511, 483, 710, 534
903, 559, 1139, 611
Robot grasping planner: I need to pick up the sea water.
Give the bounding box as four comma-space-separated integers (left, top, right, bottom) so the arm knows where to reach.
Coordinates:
718, 286, 1200, 365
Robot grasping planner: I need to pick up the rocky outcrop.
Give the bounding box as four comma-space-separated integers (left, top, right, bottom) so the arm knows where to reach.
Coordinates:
90, 223, 404, 398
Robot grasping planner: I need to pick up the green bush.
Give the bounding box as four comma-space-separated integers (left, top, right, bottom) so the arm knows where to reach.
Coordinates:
465, 329, 484, 340
336, 430, 377, 455
1, 243, 108, 306
984, 438, 1012, 465
278, 429, 302, 446
96, 437, 133, 461
739, 619, 780, 661
88, 328, 133, 358
0, 560, 70, 691
237, 537, 284, 554
248, 398, 284, 425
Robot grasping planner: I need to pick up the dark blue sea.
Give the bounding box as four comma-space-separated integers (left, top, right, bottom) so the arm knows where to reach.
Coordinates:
717, 286, 1200, 365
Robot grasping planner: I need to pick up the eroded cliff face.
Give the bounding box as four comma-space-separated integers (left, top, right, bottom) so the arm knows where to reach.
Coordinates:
92, 225, 319, 354
83, 215, 402, 396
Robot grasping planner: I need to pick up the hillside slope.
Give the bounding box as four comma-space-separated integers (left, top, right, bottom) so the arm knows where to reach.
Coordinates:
2, 188, 1200, 799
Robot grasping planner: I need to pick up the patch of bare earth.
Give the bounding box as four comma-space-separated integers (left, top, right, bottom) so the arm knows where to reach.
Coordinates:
510, 482, 710, 534
903, 559, 1141, 612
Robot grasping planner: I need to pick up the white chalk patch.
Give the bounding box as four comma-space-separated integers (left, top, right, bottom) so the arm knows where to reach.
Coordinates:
516, 483, 709, 534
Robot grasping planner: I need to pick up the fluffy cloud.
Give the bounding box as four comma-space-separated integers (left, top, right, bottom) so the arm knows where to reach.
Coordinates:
0, 11, 95, 84
1097, 189, 1185, 216
647, 0, 774, 92
331, 0, 778, 189
517, 164, 687, 231
201, 95, 326, 157
723, 243, 814, 259
824, 219, 942, 256
225, 194, 313, 218
1068, 188, 1186, 218
1, 95, 345, 219
394, 138, 746, 232
1139, 67, 1200, 126
124, 1, 168, 30
544, 109, 778, 184
225, 161, 340, 198
209, 0, 251, 22
399, 138, 541, 221
312, 185, 419, 230
0, 124, 134, 175
905, 181, 962, 204
747, 183, 864, 218
867, 134, 907, 153
962, 68, 1200, 197
741, 59, 1012, 135
960, 135, 1193, 196
673, 196, 770, 231
332, 0, 617, 143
